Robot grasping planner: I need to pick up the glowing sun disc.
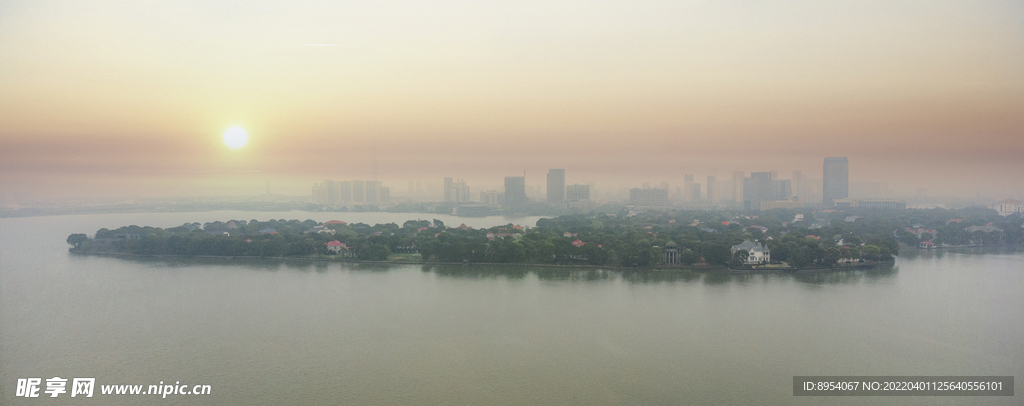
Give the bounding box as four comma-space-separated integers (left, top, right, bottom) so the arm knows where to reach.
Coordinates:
224, 127, 248, 149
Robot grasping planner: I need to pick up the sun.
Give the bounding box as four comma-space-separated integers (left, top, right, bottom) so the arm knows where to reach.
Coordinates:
223, 127, 248, 149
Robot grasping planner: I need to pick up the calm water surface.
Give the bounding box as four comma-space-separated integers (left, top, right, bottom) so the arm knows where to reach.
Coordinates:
2, 212, 1021, 405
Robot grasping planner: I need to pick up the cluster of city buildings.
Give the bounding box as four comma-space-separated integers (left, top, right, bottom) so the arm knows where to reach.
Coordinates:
627, 157, 903, 210
311, 180, 390, 206
311, 157, 915, 211
442, 170, 593, 210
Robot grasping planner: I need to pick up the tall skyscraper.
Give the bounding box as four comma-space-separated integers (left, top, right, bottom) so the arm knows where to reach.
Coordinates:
504, 176, 527, 206
443, 177, 454, 202
454, 179, 471, 202
706, 175, 716, 202
774, 179, 792, 200
546, 169, 565, 205
823, 157, 849, 206
792, 170, 803, 199
352, 180, 365, 203
683, 174, 694, 202
365, 180, 382, 203
338, 181, 352, 202
566, 184, 590, 201
630, 188, 669, 206
743, 172, 774, 210
732, 171, 744, 203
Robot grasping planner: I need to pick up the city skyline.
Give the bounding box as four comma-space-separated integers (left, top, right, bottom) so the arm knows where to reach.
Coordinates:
1, 0, 1022, 201
304, 160, 908, 210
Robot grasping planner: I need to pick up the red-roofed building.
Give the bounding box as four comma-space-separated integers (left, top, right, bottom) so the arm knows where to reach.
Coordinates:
325, 220, 347, 225
571, 239, 585, 247
325, 240, 349, 253
919, 241, 935, 249
457, 223, 471, 230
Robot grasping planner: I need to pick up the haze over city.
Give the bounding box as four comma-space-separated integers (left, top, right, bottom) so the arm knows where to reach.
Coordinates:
1, 0, 1022, 201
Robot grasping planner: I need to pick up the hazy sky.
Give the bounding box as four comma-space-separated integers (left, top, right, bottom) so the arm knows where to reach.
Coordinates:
1, 0, 1022, 200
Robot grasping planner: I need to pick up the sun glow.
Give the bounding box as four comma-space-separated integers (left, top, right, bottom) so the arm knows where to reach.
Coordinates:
223, 127, 248, 149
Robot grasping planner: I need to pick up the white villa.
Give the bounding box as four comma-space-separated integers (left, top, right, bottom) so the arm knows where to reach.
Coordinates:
730, 240, 771, 264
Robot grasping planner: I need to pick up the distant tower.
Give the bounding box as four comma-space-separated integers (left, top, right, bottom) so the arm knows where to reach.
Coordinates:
732, 171, 744, 203
743, 172, 773, 211
792, 170, 803, 199
823, 157, 849, 206
547, 169, 565, 205
504, 176, 527, 206
352, 180, 365, 203
444, 177, 454, 202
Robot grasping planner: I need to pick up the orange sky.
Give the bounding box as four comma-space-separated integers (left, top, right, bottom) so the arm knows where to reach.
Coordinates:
1, 0, 1022, 200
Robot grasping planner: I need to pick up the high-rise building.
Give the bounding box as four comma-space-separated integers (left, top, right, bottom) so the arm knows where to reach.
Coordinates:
690, 183, 701, 201
443, 177, 454, 202
566, 184, 590, 201
732, 171, 744, 203
823, 157, 849, 206
546, 169, 565, 205
683, 174, 694, 202
352, 180, 365, 203
504, 176, 527, 206
366, 180, 382, 203
630, 188, 669, 206
338, 181, 352, 203
792, 170, 803, 199
480, 190, 499, 205
773, 179, 792, 200
743, 172, 774, 210
312, 180, 353, 205
455, 179, 471, 203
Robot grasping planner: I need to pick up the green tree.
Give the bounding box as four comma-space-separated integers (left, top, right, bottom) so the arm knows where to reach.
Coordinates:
66, 234, 88, 249
701, 244, 732, 266
731, 249, 749, 265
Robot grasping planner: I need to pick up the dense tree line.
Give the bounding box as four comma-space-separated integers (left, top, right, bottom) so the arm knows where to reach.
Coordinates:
68, 207, 1022, 268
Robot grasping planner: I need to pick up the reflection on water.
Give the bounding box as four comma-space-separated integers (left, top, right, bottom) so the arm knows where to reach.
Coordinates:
424, 264, 530, 279
96, 254, 900, 286
791, 264, 898, 285
898, 245, 1022, 260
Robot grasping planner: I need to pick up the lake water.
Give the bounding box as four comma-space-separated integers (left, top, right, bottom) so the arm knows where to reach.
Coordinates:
2, 212, 1021, 405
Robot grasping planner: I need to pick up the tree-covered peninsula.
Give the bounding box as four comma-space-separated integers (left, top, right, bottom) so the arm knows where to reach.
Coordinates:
67, 207, 1022, 268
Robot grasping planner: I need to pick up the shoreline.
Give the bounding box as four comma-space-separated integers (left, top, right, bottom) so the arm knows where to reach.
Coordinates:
70, 250, 896, 273
726, 260, 896, 274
